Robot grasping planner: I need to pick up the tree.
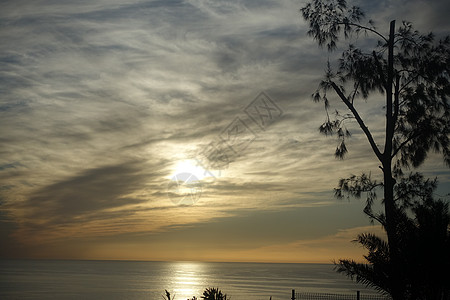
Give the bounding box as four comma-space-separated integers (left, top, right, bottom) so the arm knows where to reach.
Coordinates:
301, 0, 450, 299
335, 176, 450, 299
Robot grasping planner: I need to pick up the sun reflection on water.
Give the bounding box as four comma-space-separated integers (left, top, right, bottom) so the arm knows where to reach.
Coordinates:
166, 261, 206, 299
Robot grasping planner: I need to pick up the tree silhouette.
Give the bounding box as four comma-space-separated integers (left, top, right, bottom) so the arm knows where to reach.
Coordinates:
301, 0, 450, 299
163, 290, 174, 300
201, 287, 228, 300
335, 179, 450, 299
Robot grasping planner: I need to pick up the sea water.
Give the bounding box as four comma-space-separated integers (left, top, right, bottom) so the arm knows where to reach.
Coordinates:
0, 259, 381, 299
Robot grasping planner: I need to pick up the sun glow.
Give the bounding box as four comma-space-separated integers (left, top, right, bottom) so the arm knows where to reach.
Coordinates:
170, 159, 210, 180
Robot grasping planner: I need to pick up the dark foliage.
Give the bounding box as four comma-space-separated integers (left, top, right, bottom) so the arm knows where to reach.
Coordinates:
335, 198, 450, 299
302, 0, 449, 164
301, 0, 450, 299
201, 288, 229, 300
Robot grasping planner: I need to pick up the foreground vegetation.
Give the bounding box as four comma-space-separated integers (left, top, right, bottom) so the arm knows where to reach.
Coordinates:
163, 287, 273, 300
301, 0, 449, 298
163, 287, 230, 300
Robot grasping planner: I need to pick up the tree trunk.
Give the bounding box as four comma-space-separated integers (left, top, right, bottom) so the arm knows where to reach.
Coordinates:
383, 159, 402, 299
383, 20, 403, 300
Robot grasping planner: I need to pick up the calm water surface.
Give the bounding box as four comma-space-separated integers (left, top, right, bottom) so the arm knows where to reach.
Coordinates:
0, 259, 381, 299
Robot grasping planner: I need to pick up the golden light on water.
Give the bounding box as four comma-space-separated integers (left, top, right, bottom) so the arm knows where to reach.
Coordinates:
169, 262, 206, 299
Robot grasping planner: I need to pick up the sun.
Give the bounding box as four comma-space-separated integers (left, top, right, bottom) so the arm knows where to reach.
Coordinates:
170, 159, 210, 180
167, 159, 207, 205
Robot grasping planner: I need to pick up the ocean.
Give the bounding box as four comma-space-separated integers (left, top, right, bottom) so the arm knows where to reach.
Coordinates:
0, 259, 382, 299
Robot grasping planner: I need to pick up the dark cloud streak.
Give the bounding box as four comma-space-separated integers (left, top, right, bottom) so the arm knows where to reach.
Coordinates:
18, 160, 167, 226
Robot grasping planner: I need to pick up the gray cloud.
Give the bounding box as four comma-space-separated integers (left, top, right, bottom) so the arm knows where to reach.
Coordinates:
0, 0, 449, 259
19, 161, 162, 223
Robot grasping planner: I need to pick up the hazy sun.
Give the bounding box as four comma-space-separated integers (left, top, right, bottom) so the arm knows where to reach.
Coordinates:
170, 159, 210, 180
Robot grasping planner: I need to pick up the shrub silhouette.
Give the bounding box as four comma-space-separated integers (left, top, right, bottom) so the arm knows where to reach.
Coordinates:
201, 287, 228, 300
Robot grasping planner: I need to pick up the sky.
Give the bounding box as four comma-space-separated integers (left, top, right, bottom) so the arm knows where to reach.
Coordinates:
0, 0, 449, 263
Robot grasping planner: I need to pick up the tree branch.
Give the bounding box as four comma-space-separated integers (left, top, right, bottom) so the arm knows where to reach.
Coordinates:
335, 22, 388, 42
329, 81, 383, 161
397, 72, 420, 94
391, 131, 422, 159
364, 208, 386, 226
350, 81, 360, 104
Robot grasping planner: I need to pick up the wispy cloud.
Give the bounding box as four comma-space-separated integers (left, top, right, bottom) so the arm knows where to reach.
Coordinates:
0, 0, 449, 260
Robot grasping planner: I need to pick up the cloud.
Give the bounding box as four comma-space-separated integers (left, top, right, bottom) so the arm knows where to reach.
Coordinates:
5, 159, 171, 243
0, 0, 449, 260
21, 162, 148, 220
355, 0, 450, 35
227, 225, 387, 263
